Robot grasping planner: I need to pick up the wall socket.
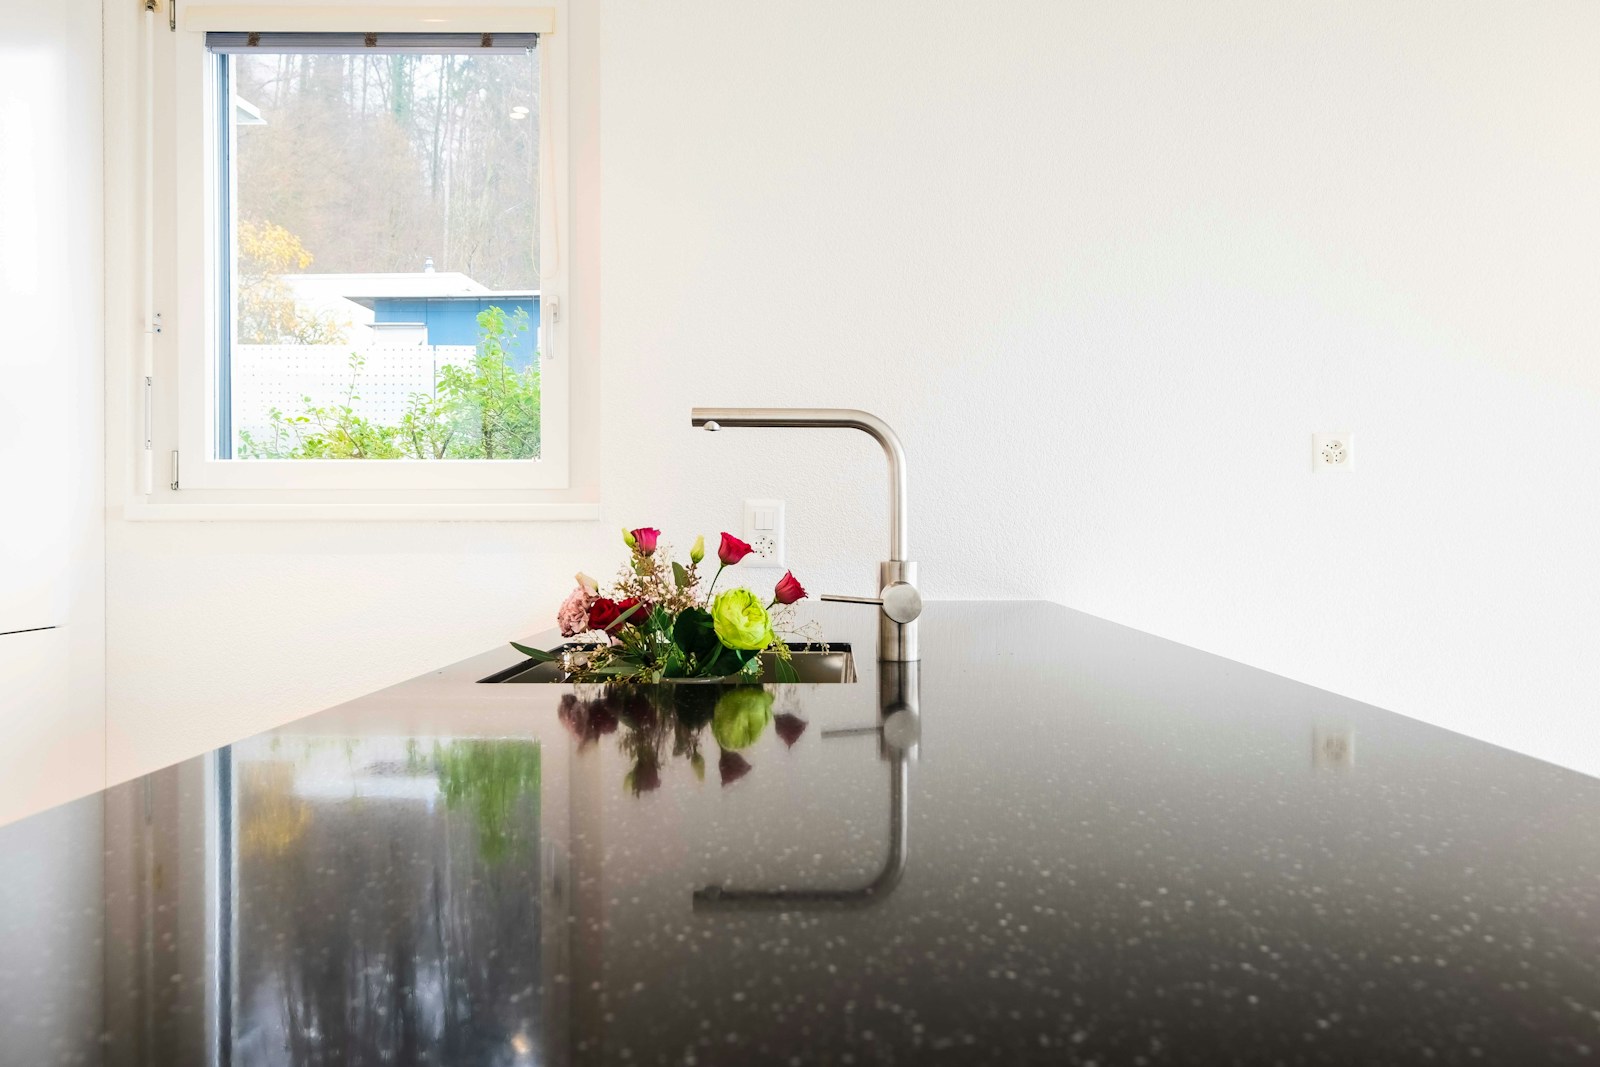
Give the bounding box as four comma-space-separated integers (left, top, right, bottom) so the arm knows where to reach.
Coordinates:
740, 498, 784, 566
1313, 432, 1354, 472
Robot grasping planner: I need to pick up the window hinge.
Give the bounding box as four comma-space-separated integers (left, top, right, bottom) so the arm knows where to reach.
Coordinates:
143, 376, 153, 449
170, 450, 180, 491
143, 0, 175, 31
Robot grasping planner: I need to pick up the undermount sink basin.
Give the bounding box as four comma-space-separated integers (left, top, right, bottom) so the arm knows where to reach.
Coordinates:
478, 643, 857, 684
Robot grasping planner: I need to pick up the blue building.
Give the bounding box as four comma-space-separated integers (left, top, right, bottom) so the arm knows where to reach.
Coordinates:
355, 292, 541, 369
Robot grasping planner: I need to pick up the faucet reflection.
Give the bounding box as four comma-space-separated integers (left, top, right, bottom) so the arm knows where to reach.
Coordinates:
693, 662, 919, 910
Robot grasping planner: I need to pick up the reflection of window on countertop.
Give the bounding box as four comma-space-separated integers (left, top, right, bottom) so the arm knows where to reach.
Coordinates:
221, 736, 548, 1060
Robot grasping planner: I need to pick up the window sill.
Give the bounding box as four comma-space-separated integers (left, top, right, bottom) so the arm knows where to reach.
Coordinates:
119, 499, 602, 523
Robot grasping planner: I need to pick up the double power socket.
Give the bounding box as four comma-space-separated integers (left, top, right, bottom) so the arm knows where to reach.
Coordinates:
739, 498, 785, 566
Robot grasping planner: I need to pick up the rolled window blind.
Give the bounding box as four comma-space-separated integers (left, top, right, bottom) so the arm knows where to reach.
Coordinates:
205, 32, 536, 55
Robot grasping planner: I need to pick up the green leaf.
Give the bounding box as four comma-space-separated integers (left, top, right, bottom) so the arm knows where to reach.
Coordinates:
673, 608, 719, 665
672, 561, 690, 589
510, 641, 558, 663
704, 644, 758, 679
773, 656, 799, 684
589, 656, 643, 678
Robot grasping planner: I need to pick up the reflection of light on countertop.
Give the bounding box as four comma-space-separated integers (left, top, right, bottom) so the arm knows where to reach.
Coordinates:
509, 1030, 533, 1060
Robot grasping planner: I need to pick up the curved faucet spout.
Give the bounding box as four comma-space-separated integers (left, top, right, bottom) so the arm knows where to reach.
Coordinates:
690, 408, 908, 562
692, 406, 919, 661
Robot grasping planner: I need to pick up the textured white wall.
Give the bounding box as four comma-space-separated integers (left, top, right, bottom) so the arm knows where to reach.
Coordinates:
106, 1, 1600, 781
602, 0, 1600, 777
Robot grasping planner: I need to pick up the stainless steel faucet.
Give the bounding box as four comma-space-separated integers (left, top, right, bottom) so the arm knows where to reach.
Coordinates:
690, 407, 922, 661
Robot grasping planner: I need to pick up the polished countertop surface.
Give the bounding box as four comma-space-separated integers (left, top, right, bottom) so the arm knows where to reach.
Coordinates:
2, 601, 1598, 1065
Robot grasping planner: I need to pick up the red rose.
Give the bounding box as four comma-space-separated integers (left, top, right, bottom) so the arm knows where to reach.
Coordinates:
774, 713, 807, 748
772, 570, 806, 605
718, 750, 752, 787
588, 597, 622, 631
590, 704, 618, 737
628, 759, 662, 795
718, 532, 754, 566
630, 527, 660, 556
616, 597, 649, 627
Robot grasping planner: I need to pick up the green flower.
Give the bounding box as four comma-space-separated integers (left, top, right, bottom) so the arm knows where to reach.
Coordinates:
711, 588, 774, 651
712, 687, 774, 750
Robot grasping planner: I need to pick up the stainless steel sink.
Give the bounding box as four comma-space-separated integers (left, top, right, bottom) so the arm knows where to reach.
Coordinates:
478, 643, 857, 684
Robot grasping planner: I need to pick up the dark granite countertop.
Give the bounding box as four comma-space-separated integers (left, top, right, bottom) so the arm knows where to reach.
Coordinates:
2, 601, 1597, 1065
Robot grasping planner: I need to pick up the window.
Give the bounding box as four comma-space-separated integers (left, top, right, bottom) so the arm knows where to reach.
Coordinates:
214, 33, 543, 465
144, 10, 576, 505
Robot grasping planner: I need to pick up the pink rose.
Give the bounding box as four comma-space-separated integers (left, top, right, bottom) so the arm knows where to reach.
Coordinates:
718, 532, 753, 566
630, 527, 661, 556
557, 587, 591, 636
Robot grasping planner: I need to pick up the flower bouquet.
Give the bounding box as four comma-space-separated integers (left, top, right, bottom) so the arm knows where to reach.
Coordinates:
511, 526, 814, 684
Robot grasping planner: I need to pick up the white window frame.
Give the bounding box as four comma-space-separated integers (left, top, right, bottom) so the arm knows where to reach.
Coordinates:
142, 4, 581, 512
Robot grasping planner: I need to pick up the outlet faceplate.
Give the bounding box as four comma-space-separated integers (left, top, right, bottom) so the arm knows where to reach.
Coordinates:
1313, 432, 1354, 472
740, 498, 784, 566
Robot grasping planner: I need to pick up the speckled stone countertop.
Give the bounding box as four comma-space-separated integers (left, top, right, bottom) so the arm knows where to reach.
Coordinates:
2, 601, 1598, 1066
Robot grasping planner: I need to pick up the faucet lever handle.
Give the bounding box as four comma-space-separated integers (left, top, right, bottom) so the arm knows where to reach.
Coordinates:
822, 581, 923, 625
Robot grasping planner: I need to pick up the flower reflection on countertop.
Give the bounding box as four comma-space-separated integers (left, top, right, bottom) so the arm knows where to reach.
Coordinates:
558, 683, 792, 796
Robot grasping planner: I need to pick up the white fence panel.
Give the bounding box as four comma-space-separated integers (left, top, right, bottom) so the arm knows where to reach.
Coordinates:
232, 343, 477, 443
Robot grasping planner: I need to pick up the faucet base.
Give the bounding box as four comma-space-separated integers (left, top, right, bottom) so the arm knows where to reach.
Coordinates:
879, 560, 919, 662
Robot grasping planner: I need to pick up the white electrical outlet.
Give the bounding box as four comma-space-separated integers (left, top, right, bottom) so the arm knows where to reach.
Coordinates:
1313, 432, 1354, 472
740, 498, 784, 566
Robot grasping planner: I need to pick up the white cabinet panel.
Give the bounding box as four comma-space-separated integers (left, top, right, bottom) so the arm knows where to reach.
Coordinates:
0, 628, 101, 825
0, 4, 80, 634
0, 0, 104, 823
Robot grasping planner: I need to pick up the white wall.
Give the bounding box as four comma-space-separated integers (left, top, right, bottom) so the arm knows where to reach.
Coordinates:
0, 0, 106, 824
105, 1, 1600, 781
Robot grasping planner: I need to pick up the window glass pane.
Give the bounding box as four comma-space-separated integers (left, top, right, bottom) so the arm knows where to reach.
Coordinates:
222, 44, 540, 460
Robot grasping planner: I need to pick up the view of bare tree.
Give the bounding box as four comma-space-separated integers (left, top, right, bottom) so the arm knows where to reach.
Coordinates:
233, 46, 539, 290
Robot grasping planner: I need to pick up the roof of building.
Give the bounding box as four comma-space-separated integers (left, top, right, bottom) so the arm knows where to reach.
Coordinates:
284, 271, 492, 300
